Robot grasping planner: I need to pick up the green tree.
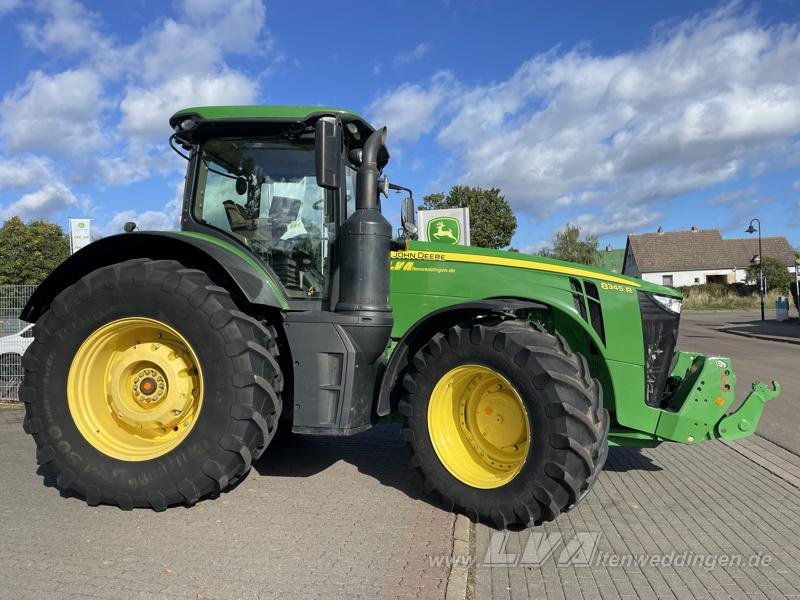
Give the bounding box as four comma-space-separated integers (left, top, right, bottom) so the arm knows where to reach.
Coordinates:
745, 255, 793, 292
542, 224, 599, 265
422, 186, 517, 249
0, 217, 70, 285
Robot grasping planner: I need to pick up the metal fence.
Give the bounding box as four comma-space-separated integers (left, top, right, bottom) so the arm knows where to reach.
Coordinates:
1, 285, 35, 402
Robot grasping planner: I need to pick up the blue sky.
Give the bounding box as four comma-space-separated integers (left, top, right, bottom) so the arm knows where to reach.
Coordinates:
0, 0, 798, 252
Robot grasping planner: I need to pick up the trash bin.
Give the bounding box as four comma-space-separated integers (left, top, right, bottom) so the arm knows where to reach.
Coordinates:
775, 296, 789, 322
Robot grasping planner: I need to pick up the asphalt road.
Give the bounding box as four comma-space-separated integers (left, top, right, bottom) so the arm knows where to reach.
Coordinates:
678, 310, 799, 454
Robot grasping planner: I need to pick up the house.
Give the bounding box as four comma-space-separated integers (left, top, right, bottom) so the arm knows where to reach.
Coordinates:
623, 227, 796, 287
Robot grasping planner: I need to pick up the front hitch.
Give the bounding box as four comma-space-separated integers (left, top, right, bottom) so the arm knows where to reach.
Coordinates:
716, 381, 782, 441
653, 353, 781, 444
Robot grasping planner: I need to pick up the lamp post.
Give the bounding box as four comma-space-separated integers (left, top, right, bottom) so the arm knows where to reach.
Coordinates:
745, 218, 764, 321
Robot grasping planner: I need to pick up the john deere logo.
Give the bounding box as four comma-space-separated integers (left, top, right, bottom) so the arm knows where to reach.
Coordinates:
428, 217, 461, 245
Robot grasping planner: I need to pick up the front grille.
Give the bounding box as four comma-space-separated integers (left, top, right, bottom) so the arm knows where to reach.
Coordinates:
638, 292, 680, 407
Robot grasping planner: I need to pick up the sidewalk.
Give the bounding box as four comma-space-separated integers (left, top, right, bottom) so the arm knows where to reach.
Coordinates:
717, 318, 800, 345
474, 437, 800, 599
0, 406, 455, 600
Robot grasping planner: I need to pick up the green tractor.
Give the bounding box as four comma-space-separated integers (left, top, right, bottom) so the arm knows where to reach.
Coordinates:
20, 106, 780, 528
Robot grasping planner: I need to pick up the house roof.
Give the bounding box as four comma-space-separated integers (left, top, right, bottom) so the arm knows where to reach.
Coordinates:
724, 237, 797, 268
626, 229, 727, 272
625, 228, 797, 274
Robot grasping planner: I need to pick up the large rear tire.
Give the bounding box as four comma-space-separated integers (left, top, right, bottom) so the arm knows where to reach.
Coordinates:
21, 258, 282, 510
399, 319, 609, 529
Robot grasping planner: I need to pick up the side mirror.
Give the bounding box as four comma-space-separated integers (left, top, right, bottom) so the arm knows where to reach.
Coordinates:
401, 196, 418, 239
315, 116, 342, 190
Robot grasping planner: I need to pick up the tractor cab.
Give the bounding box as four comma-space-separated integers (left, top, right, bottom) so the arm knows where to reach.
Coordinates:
169, 107, 399, 306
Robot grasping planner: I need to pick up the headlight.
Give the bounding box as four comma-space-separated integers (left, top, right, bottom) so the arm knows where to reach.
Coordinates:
652, 294, 682, 314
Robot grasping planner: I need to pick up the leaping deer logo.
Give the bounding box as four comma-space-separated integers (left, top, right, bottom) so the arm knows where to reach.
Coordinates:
433, 220, 458, 242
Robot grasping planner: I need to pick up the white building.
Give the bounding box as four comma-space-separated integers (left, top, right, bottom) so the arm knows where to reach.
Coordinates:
623, 227, 796, 288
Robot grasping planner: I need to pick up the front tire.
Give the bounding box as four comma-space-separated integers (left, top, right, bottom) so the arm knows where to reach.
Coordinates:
399, 319, 609, 529
21, 259, 282, 510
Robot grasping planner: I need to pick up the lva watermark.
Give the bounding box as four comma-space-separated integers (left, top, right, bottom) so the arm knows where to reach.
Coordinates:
429, 532, 772, 570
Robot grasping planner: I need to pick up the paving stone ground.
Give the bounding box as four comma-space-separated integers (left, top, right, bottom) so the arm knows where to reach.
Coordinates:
475, 437, 800, 600
0, 406, 454, 600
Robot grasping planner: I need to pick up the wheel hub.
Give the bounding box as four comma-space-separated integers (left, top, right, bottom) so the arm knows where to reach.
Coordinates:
68, 317, 203, 461
428, 365, 530, 489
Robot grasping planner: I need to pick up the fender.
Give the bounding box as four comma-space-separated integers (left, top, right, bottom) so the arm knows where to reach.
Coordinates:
375, 298, 546, 417
21, 231, 289, 322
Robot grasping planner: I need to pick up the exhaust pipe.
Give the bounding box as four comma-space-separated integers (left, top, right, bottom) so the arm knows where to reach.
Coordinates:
335, 127, 393, 363
356, 127, 387, 210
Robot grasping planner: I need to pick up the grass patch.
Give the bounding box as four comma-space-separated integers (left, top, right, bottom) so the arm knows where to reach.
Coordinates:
681, 289, 785, 311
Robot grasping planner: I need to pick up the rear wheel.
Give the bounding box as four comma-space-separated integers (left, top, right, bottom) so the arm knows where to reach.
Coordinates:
399, 319, 609, 528
21, 258, 282, 510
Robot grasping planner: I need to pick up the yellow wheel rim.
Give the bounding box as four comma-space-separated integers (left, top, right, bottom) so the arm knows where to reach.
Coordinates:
427, 365, 530, 489
67, 317, 203, 462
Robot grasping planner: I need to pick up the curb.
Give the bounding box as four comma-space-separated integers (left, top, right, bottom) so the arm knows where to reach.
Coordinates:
721, 437, 800, 489
714, 327, 800, 346
445, 514, 471, 600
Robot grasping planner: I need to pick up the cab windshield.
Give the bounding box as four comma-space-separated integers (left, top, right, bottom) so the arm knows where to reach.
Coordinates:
193, 137, 331, 299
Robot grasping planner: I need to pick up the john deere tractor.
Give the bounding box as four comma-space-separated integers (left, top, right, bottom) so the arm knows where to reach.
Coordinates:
20, 106, 780, 528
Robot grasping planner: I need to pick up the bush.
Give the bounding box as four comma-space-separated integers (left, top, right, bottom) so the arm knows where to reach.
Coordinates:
677, 283, 738, 298
745, 256, 794, 292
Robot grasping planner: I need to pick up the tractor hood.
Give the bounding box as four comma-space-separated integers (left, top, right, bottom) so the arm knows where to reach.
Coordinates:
402, 241, 682, 299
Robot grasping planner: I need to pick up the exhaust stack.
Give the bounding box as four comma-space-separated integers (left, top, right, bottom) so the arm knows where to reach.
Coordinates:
335, 127, 394, 363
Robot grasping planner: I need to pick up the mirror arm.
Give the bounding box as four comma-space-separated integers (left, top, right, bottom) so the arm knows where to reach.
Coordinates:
388, 182, 414, 201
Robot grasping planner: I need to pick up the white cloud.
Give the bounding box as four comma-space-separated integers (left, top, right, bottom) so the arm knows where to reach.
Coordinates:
371, 5, 800, 236
120, 72, 258, 140
368, 72, 457, 142
574, 207, 661, 238
101, 181, 184, 235
0, 0, 273, 209
1, 181, 78, 221
393, 42, 432, 66
0, 155, 84, 221
20, 0, 111, 56
0, 0, 20, 15
792, 180, 800, 192
0, 69, 106, 155
0, 156, 56, 188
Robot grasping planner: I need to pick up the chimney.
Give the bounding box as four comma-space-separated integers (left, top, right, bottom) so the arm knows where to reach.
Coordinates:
657, 226, 664, 235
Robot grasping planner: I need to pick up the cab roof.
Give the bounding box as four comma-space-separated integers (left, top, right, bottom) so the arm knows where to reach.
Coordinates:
169, 105, 386, 164
169, 105, 375, 136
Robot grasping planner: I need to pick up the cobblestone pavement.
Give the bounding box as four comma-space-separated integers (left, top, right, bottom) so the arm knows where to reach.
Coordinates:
475, 436, 800, 599
0, 407, 454, 600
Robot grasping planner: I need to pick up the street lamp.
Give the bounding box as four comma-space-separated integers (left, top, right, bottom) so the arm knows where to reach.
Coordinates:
745, 218, 764, 321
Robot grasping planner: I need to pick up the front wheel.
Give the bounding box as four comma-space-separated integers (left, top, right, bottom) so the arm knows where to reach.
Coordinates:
21, 259, 282, 510
399, 319, 609, 529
